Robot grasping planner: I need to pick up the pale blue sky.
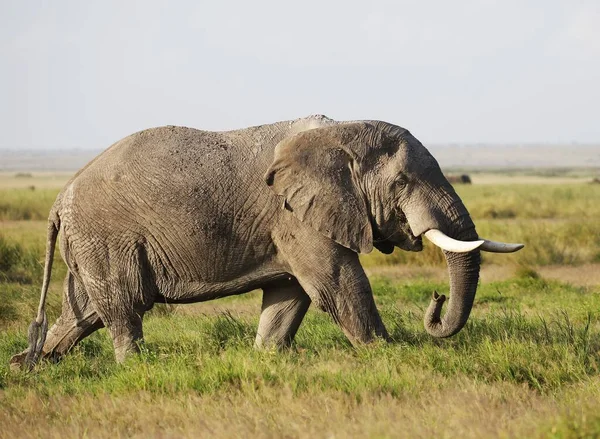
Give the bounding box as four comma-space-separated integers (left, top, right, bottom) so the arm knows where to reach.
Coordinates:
1, 0, 599, 150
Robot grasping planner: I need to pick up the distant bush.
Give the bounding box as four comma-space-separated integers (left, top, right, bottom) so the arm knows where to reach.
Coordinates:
515, 265, 540, 279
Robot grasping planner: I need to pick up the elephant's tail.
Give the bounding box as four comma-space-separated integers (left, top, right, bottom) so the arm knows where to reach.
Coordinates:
24, 209, 61, 370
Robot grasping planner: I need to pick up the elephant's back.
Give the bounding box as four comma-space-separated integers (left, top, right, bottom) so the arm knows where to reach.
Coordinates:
70, 125, 264, 194
88, 125, 240, 177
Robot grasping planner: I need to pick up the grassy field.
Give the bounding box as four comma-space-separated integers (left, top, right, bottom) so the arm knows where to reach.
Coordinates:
1, 172, 599, 438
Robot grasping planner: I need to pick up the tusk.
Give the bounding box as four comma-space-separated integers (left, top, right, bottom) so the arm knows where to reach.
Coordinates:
424, 229, 484, 253
480, 240, 524, 253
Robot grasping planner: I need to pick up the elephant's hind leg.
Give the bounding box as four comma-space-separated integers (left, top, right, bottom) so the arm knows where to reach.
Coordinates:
85, 283, 146, 363
86, 282, 147, 363
83, 244, 158, 363
10, 271, 103, 368
254, 280, 311, 349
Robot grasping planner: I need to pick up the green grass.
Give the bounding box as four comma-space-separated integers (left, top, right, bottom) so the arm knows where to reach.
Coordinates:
1, 275, 599, 437
0, 234, 44, 284
0, 188, 58, 221
1, 174, 600, 437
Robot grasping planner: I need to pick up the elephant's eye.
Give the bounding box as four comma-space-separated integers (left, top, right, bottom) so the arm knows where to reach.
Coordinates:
393, 176, 408, 190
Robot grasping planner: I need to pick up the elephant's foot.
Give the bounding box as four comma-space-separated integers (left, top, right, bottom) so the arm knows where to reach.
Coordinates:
106, 317, 144, 363
9, 350, 29, 371
8, 348, 57, 371
10, 313, 104, 370
112, 336, 143, 363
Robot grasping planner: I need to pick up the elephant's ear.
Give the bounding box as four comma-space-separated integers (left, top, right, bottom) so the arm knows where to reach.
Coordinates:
264, 124, 373, 254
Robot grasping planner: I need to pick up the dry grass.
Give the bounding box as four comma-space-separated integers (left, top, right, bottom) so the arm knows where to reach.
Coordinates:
1, 379, 599, 438
469, 174, 593, 185
0, 172, 72, 190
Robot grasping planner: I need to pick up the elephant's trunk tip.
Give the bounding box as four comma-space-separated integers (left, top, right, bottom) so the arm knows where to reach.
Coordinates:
432, 290, 446, 303
425, 290, 446, 325
424, 290, 452, 338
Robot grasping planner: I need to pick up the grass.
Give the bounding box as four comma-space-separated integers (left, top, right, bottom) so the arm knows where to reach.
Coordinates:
0, 235, 44, 284
446, 166, 600, 179
456, 184, 600, 220
0, 172, 599, 438
0, 188, 59, 221
1, 277, 599, 437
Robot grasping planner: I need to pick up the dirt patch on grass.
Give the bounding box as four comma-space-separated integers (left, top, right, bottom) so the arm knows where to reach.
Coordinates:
536, 264, 600, 288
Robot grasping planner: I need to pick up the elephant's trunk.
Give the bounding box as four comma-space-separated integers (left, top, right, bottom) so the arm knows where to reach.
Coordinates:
403, 179, 484, 338
423, 231, 481, 338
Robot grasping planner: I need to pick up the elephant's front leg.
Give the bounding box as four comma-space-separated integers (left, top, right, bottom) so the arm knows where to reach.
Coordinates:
255, 280, 311, 349
317, 273, 389, 345
285, 245, 389, 345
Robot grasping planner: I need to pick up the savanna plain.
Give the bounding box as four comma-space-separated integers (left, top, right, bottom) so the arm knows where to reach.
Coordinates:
1, 170, 599, 438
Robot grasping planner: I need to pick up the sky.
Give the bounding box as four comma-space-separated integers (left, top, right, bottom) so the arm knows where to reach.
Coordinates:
1, 0, 600, 150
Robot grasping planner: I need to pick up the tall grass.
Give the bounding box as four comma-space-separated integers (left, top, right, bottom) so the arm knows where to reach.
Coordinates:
3, 183, 598, 221
0, 188, 58, 221
456, 183, 600, 220
0, 234, 43, 283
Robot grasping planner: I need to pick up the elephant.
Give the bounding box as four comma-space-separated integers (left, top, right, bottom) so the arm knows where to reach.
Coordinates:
11, 115, 523, 369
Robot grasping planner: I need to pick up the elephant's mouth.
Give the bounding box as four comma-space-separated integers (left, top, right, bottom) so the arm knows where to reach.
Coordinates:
397, 232, 423, 252
372, 227, 423, 254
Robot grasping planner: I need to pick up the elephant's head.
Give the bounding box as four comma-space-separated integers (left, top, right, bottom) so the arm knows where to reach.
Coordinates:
265, 121, 523, 338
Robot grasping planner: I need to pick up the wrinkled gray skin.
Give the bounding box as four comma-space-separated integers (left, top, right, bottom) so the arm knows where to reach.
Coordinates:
11, 115, 480, 366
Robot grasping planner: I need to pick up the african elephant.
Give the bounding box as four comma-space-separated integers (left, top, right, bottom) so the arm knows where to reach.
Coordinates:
11, 115, 523, 369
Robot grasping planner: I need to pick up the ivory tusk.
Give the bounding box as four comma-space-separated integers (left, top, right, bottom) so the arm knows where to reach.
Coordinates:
480, 240, 524, 253
424, 229, 484, 253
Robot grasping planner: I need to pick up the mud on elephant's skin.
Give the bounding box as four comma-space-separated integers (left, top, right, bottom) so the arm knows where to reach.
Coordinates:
12, 115, 523, 369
